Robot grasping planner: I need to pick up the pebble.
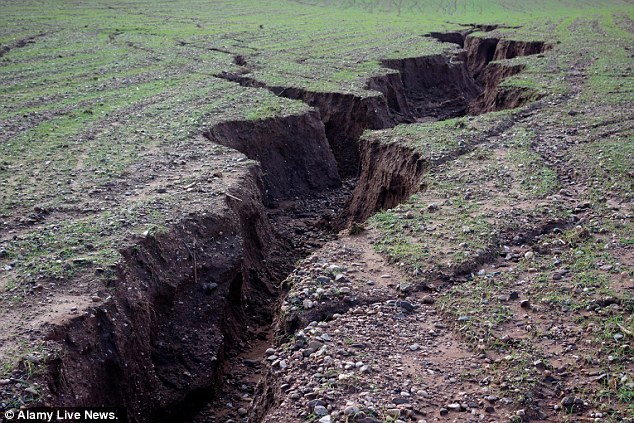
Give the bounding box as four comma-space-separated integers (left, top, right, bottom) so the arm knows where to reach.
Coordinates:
316, 276, 331, 284
344, 406, 359, 416
318, 416, 331, 423
237, 408, 247, 416
308, 340, 324, 349
25, 355, 40, 364
313, 405, 328, 416
307, 399, 325, 408
439, 408, 449, 416
421, 295, 435, 304
24, 387, 38, 395
447, 403, 461, 411
0, 379, 10, 385
409, 343, 420, 351
395, 300, 415, 312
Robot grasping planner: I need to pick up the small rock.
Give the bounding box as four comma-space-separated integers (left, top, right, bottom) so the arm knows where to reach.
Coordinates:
428, 203, 439, 212
91, 296, 101, 302
392, 397, 409, 405
508, 291, 519, 300
520, 299, 531, 309
395, 300, 415, 312
561, 396, 574, 408
421, 295, 435, 304
316, 276, 331, 284
0, 379, 11, 385
25, 355, 40, 364
344, 406, 359, 416
308, 340, 324, 350
308, 399, 325, 408
237, 408, 247, 417
447, 403, 461, 411
409, 343, 420, 351
524, 251, 535, 260
313, 405, 328, 416
439, 408, 449, 416
24, 387, 38, 395
318, 416, 331, 423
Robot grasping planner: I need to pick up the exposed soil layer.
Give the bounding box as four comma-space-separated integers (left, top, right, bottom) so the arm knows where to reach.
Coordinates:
43, 168, 289, 423
215, 74, 396, 178
380, 51, 481, 119
204, 111, 341, 206
346, 138, 428, 224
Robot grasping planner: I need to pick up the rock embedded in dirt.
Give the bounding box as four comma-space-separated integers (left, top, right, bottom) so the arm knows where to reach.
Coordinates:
313, 405, 328, 416
421, 295, 435, 304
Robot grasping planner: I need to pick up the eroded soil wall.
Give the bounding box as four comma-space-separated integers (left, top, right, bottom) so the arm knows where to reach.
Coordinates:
346, 138, 428, 223
205, 111, 341, 205
266, 87, 394, 177
47, 168, 284, 423
382, 52, 482, 118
